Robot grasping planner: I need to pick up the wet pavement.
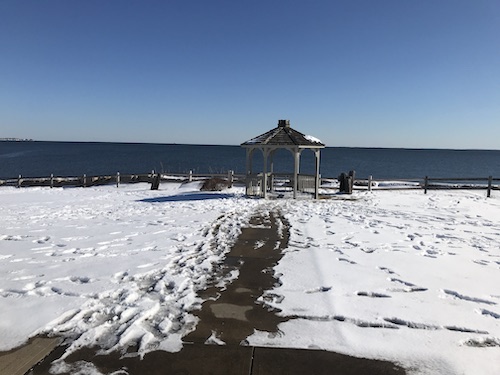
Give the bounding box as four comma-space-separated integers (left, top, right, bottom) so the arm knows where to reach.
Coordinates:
31, 342, 406, 375
184, 209, 290, 345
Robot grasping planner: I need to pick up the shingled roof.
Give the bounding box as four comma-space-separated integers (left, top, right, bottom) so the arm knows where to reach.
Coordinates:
241, 120, 325, 147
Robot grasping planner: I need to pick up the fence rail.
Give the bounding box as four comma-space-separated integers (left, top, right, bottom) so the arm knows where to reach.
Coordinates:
0, 171, 245, 189
344, 175, 499, 198
0, 172, 498, 197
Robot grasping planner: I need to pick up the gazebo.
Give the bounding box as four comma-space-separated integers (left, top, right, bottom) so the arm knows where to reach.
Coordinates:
241, 119, 325, 199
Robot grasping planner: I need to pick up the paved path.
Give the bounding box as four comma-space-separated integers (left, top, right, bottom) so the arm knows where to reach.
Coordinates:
33, 343, 406, 375
0, 337, 60, 375
184, 209, 290, 345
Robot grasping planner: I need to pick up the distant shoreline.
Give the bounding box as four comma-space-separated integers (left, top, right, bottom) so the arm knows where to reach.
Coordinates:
0, 138, 34, 142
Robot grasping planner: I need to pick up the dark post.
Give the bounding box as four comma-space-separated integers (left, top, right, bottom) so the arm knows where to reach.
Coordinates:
487, 176, 492, 198
82, 174, 87, 187
338, 172, 353, 194
151, 171, 160, 190
338, 172, 346, 193
424, 176, 428, 194
50, 174, 54, 188
368, 175, 372, 192
346, 176, 353, 194
348, 170, 355, 193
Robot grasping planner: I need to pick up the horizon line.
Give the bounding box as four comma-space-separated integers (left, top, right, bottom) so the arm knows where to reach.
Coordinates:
1, 139, 499, 152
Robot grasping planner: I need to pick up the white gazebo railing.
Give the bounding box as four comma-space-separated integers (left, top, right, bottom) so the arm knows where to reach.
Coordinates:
245, 172, 320, 197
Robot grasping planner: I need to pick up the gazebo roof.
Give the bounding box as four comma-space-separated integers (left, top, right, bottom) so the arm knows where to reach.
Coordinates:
241, 120, 325, 148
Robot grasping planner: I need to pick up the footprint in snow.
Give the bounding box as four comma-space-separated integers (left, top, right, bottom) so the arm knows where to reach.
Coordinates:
337, 258, 356, 264
472, 259, 489, 266
305, 286, 332, 294
356, 291, 391, 298
442, 289, 496, 305
378, 266, 397, 275
475, 308, 500, 319
383, 317, 439, 330
462, 337, 500, 347
360, 248, 376, 253
33, 236, 50, 244
70, 276, 91, 284
387, 278, 427, 292
172, 234, 187, 242
1, 235, 24, 241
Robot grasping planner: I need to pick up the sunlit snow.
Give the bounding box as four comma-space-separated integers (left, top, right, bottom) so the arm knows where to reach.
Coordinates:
0, 183, 499, 374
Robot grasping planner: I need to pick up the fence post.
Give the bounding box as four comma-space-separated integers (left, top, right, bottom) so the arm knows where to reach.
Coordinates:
487, 176, 492, 198
368, 175, 372, 192
151, 170, 160, 190
228, 170, 234, 188
189, 170, 193, 182
82, 174, 87, 187
424, 176, 428, 194
50, 174, 54, 188
18, 174, 22, 188
116, 172, 120, 188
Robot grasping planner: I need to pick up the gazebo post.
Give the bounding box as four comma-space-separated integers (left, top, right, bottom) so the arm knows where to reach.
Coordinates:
270, 148, 275, 192
293, 148, 300, 199
315, 149, 321, 199
246, 148, 252, 175
245, 148, 252, 196
263, 147, 268, 198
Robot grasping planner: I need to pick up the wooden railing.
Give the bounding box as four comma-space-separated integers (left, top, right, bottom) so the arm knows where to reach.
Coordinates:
1, 171, 498, 197
343, 176, 499, 198
0, 170, 244, 189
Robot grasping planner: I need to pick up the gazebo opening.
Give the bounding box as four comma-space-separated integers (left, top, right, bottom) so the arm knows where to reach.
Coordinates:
241, 119, 325, 199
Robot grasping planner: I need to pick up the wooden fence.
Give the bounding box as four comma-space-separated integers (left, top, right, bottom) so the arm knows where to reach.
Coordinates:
0, 170, 244, 189
1, 171, 498, 197
349, 175, 499, 198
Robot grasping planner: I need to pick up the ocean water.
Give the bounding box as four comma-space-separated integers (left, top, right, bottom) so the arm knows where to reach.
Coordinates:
1, 141, 500, 180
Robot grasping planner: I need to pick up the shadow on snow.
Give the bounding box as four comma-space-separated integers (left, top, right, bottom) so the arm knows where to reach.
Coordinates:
139, 192, 235, 203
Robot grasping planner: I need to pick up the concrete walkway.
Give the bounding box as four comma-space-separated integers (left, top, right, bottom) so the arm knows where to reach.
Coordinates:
184, 209, 290, 345
6, 209, 406, 374
32, 343, 406, 375
0, 337, 61, 375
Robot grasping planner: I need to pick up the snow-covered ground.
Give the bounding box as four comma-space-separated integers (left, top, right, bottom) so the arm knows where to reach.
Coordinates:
1, 183, 499, 374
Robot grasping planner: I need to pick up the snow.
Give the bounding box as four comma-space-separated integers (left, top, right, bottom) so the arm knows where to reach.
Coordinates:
1, 183, 499, 374
249, 191, 500, 374
0, 183, 258, 358
304, 134, 323, 144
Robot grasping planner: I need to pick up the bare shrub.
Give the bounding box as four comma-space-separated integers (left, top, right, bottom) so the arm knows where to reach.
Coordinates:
201, 178, 228, 191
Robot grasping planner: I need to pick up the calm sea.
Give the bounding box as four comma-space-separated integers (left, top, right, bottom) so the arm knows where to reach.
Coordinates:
1, 141, 500, 180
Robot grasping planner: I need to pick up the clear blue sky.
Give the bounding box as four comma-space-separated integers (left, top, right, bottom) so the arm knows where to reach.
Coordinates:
1, 0, 499, 149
